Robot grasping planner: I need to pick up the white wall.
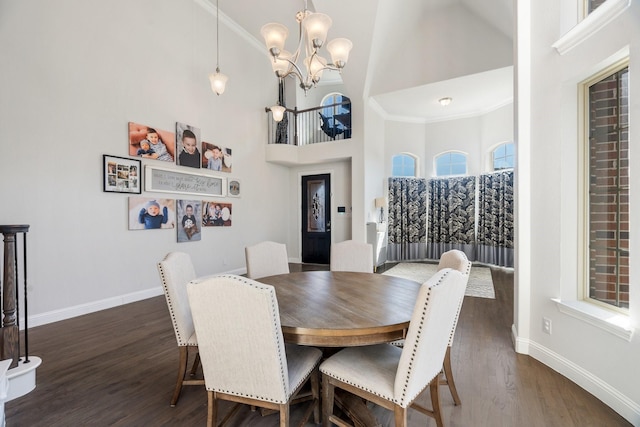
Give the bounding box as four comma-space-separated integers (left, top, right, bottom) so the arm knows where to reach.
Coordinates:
363, 102, 387, 224
382, 104, 513, 179
369, 3, 513, 96
517, 0, 640, 423
285, 160, 352, 262
0, 0, 287, 325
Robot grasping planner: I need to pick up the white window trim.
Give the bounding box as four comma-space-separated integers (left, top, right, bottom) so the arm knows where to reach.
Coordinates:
392, 152, 419, 178
434, 150, 468, 177
552, 298, 634, 341
558, 59, 633, 342
490, 141, 515, 172
552, 0, 630, 55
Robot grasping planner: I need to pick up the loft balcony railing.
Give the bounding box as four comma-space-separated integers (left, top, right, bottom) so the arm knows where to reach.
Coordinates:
266, 101, 352, 146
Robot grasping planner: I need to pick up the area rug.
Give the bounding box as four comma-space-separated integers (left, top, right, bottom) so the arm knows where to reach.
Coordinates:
382, 262, 495, 299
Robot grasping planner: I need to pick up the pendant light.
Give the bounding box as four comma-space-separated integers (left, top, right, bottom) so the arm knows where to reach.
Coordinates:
209, 0, 228, 95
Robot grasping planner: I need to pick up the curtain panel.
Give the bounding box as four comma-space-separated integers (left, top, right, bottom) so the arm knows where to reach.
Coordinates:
426, 176, 476, 261
477, 170, 514, 267
387, 177, 427, 261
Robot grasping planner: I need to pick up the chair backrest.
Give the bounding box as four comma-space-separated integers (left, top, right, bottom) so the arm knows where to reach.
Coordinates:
158, 252, 197, 347
329, 240, 374, 273
394, 268, 466, 407
245, 241, 290, 279
437, 249, 472, 346
437, 249, 471, 276
187, 275, 291, 403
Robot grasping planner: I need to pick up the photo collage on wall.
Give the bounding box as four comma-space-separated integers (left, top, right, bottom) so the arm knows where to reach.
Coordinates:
101, 121, 239, 242
127, 121, 233, 174
127, 197, 232, 235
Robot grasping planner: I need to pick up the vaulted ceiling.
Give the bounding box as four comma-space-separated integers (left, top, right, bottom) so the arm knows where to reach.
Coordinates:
216, 0, 514, 122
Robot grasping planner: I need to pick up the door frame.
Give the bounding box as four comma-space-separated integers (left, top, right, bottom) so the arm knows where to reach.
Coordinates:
297, 169, 334, 262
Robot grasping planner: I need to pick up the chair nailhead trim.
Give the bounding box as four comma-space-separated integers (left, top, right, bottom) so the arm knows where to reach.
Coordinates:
218, 275, 295, 400
158, 261, 187, 346
399, 269, 449, 406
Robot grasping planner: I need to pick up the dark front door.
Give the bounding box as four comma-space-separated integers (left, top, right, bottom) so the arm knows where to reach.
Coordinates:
301, 174, 331, 264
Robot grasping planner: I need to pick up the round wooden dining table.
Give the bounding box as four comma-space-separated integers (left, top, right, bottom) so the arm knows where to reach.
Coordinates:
259, 271, 422, 347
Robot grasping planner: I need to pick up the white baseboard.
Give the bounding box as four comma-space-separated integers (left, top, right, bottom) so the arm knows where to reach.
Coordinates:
513, 329, 640, 425
26, 267, 248, 329
27, 287, 164, 328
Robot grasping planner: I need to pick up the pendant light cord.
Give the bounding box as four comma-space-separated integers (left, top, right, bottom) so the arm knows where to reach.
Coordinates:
216, 0, 220, 71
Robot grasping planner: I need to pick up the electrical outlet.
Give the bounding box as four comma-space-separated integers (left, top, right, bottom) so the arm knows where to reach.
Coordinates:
543, 317, 552, 335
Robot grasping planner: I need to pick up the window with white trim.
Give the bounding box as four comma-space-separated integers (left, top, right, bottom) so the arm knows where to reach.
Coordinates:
492, 142, 515, 171
435, 151, 467, 177
392, 153, 417, 177
583, 61, 629, 310
320, 93, 351, 137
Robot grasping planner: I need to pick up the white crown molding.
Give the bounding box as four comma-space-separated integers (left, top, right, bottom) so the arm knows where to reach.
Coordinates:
552, 0, 631, 55
368, 96, 514, 124
193, 0, 265, 54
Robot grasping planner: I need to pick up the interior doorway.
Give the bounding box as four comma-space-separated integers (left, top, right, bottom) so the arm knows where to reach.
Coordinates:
301, 173, 331, 264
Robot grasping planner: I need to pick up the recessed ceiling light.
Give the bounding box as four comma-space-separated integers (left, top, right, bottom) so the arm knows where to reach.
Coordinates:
438, 97, 453, 106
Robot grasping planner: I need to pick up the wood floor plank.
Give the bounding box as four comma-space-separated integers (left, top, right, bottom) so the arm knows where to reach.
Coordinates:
5, 264, 632, 426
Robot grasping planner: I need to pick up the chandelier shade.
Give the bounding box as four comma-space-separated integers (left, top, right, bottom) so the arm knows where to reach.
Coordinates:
302, 13, 331, 48
261, 4, 352, 93
327, 38, 353, 68
271, 50, 293, 76
260, 23, 289, 55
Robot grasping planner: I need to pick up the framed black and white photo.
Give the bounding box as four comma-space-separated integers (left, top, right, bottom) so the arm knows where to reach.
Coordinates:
103, 155, 142, 194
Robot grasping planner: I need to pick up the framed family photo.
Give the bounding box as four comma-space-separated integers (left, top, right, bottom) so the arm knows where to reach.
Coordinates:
103, 155, 141, 194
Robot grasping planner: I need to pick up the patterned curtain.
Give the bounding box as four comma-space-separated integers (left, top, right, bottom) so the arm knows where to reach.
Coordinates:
387, 177, 427, 261
426, 176, 476, 261
477, 170, 514, 267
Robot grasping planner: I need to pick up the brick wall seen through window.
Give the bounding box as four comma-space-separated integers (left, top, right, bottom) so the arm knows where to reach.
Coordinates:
587, 66, 629, 309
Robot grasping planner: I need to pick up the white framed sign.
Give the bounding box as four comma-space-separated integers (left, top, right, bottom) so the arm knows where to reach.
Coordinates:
145, 165, 226, 197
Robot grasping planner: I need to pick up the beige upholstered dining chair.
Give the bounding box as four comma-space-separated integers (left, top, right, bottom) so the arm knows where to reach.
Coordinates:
245, 241, 290, 279
320, 269, 467, 427
437, 249, 471, 405
391, 249, 471, 406
329, 240, 374, 273
157, 252, 204, 406
187, 274, 322, 427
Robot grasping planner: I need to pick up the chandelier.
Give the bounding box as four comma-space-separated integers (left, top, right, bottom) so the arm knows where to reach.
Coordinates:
260, 5, 353, 93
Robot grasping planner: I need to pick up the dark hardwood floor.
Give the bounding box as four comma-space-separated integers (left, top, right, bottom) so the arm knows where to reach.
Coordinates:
5, 263, 631, 426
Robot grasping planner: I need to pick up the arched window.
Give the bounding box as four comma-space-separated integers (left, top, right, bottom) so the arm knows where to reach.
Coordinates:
492, 142, 515, 171
392, 153, 418, 177
435, 151, 467, 176
320, 93, 351, 138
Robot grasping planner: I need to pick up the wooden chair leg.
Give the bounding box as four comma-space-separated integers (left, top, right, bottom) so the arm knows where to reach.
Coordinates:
429, 380, 444, 427
171, 346, 189, 406
393, 405, 407, 427
207, 390, 215, 427
190, 351, 200, 377
311, 367, 320, 424
279, 403, 289, 427
322, 375, 335, 427
442, 346, 461, 405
